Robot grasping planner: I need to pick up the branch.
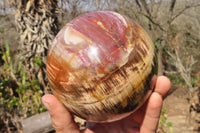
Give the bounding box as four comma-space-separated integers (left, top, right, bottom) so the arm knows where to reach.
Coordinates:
171, 3, 200, 22
140, 0, 151, 16
136, 0, 142, 11
170, 0, 176, 12
164, 70, 179, 74
167, 49, 195, 90
140, 12, 166, 31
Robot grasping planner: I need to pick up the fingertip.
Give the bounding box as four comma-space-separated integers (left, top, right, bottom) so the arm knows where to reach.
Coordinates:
158, 76, 171, 87
42, 94, 55, 103
42, 94, 60, 112
155, 76, 171, 99
42, 94, 70, 118
42, 94, 80, 132
42, 94, 53, 112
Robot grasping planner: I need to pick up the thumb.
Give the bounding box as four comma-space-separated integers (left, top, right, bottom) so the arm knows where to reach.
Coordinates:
42, 94, 80, 133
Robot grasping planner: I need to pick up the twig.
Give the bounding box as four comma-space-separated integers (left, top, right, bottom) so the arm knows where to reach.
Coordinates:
171, 4, 200, 22
139, 12, 166, 31
164, 70, 178, 74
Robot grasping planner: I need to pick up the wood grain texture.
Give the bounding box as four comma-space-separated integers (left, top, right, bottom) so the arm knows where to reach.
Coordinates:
47, 11, 156, 122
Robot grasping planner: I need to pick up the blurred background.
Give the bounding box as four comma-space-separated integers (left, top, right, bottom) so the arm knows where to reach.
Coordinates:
0, 0, 199, 132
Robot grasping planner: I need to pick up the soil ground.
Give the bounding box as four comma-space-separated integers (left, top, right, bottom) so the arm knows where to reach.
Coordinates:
162, 85, 198, 133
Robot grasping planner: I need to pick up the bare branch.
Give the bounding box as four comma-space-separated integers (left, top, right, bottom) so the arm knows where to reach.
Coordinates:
170, 0, 176, 12
171, 3, 200, 22
164, 70, 179, 74
140, 12, 166, 31
135, 0, 142, 11
140, 0, 151, 16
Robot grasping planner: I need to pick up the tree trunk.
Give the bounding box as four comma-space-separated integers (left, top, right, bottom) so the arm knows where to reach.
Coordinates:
157, 41, 165, 76
14, 0, 59, 92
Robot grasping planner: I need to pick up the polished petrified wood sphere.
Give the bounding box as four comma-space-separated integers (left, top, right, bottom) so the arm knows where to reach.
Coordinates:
47, 11, 156, 122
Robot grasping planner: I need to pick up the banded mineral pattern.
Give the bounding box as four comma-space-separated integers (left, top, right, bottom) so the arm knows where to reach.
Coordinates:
47, 11, 156, 122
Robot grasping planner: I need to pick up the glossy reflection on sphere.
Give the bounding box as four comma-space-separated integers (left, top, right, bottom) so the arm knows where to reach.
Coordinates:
47, 11, 156, 122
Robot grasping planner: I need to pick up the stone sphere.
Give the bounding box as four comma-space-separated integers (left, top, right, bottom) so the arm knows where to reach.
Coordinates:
47, 11, 157, 122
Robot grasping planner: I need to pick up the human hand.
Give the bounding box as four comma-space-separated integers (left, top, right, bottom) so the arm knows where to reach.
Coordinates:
42, 76, 171, 133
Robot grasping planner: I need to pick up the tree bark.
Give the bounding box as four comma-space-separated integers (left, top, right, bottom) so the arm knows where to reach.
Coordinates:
14, 0, 60, 92
157, 41, 165, 76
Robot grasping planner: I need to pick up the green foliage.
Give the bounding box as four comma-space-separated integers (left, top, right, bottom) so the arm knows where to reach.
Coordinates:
2, 39, 10, 62
167, 122, 173, 133
167, 74, 185, 85
154, 42, 158, 50
190, 76, 199, 87
0, 39, 47, 131
160, 108, 167, 124
0, 78, 9, 101
33, 56, 43, 67
0, 28, 4, 33
8, 97, 19, 109
159, 108, 174, 133
0, 14, 3, 19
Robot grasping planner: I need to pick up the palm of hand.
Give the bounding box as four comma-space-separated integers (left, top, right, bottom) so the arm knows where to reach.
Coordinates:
84, 108, 143, 133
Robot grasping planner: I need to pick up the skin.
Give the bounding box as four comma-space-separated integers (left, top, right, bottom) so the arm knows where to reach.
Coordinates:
42, 76, 171, 133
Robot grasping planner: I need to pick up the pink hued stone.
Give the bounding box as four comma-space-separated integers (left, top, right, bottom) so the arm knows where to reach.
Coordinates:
47, 11, 156, 122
